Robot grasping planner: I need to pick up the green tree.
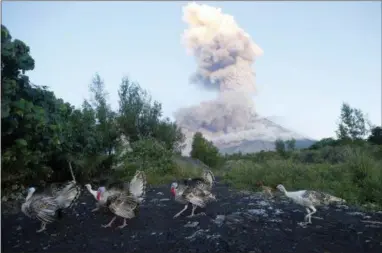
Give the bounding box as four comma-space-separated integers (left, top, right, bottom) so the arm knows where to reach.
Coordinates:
117, 77, 184, 152
1, 25, 35, 79
275, 138, 286, 155
128, 137, 176, 175
285, 138, 296, 151
153, 117, 185, 154
89, 74, 119, 155
190, 132, 221, 168
1, 24, 60, 182
336, 102, 368, 141
1, 24, 186, 187
117, 77, 154, 142
368, 126, 382, 145
309, 137, 339, 150
1, 25, 111, 184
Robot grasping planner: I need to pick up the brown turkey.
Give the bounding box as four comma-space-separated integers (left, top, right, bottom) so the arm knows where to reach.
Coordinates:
87, 170, 147, 229
170, 170, 216, 218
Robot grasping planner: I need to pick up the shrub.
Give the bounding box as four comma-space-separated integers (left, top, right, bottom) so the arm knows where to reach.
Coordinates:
223, 145, 382, 208
113, 137, 178, 184
190, 132, 222, 168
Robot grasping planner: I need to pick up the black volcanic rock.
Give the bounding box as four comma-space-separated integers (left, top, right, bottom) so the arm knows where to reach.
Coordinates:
2, 180, 382, 253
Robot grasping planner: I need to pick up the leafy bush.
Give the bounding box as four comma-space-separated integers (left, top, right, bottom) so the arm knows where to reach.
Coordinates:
190, 132, 222, 168
113, 137, 177, 184
291, 146, 347, 164
368, 126, 382, 145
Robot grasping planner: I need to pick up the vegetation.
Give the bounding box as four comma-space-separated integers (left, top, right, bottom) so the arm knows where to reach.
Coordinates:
1, 24, 188, 190
190, 132, 222, 168
2, 25, 381, 210
222, 103, 382, 210
274, 138, 296, 158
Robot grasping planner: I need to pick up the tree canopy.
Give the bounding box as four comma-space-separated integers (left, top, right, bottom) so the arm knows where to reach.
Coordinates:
336, 102, 369, 141
1, 24, 185, 186
190, 132, 221, 168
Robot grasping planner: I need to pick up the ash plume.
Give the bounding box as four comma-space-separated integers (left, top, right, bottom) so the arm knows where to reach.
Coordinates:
174, 92, 255, 133
182, 2, 263, 93
174, 2, 263, 134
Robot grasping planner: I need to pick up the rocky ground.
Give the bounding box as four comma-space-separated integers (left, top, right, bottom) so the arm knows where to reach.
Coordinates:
2, 180, 382, 253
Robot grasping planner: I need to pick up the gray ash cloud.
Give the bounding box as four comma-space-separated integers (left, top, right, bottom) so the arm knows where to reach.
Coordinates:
175, 2, 263, 132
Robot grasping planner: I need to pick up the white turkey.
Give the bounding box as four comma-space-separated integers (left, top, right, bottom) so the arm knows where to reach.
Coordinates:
171, 169, 216, 218
89, 170, 147, 229
21, 161, 81, 232
276, 184, 346, 225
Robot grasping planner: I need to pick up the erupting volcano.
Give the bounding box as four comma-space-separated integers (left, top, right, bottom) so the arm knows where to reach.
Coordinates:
174, 2, 315, 155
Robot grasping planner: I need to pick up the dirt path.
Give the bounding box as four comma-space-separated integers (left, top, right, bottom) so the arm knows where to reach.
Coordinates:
2, 181, 382, 253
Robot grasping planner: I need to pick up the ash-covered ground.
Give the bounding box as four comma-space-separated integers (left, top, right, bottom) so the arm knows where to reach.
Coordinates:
2, 179, 382, 253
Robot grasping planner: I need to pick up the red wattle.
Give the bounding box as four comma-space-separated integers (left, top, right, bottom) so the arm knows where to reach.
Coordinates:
96, 191, 101, 201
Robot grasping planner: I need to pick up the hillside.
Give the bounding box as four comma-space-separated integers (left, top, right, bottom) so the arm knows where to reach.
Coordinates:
178, 114, 316, 155
218, 138, 316, 155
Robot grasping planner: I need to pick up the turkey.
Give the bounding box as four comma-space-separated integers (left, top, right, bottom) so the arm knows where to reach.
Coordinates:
21, 161, 81, 233
85, 180, 130, 212
276, 184, 346, 225
90, 170, 147, 229
171, 169, 216, 218
184, 169, 215, 192
256, 181, 274, 198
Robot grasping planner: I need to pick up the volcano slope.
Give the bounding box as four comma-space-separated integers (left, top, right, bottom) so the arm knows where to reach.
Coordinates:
2, 179, 382, 253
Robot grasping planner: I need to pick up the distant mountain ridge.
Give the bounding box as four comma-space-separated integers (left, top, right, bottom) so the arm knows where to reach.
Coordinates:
218, 138, 316, 155
177, 113, 317, 156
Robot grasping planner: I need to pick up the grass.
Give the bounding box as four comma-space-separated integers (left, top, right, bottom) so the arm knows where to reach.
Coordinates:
145, 163, 204, 185
111, 155, 208, 186
221, 145, 382, 210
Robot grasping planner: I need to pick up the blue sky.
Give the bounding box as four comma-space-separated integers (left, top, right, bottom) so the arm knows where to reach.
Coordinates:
2, 1, 381, 139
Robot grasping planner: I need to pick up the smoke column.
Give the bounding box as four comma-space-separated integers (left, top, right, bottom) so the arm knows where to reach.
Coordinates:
174, 2, 263, 133
182, 2, 263, 93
